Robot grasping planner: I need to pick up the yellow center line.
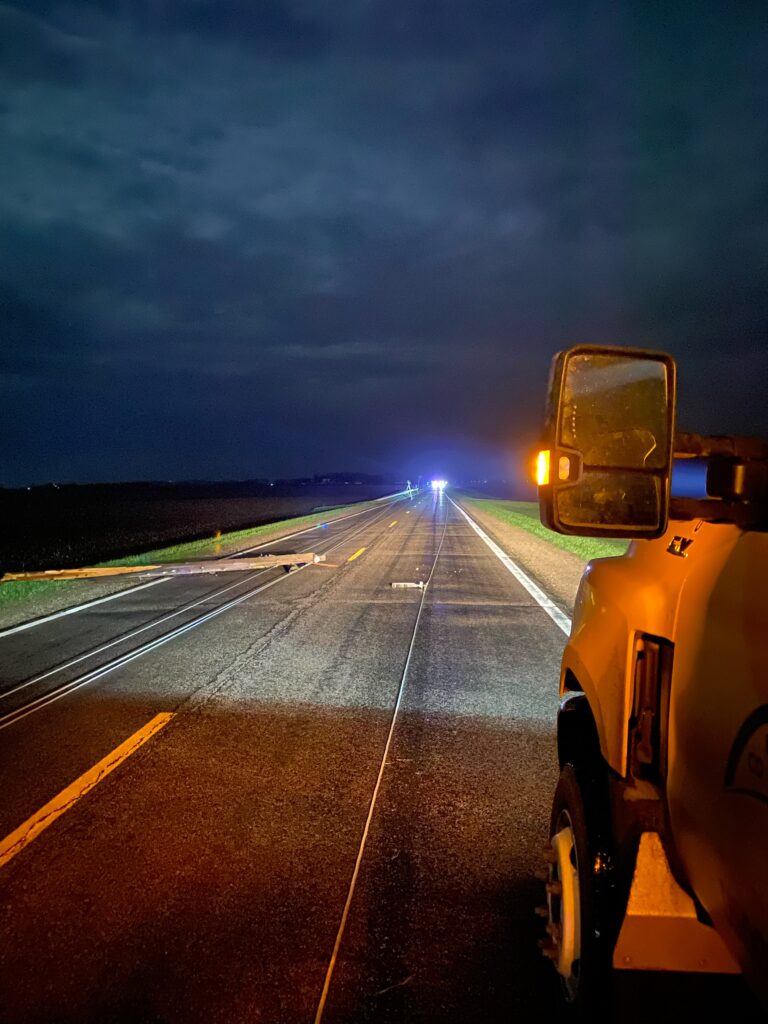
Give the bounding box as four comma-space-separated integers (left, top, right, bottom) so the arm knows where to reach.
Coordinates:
388, 520, 397, 527
347, 547, 366, 562
0, 712, 174, 871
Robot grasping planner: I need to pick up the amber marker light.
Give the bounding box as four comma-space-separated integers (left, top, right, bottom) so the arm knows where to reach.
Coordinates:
536, 449, 550, 486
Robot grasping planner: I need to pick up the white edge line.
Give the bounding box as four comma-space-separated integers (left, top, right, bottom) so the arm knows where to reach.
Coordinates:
4, 495, 408, 699
0, 563, 308, 731
0, 578, 169, 639
448, 496, 571, 636
0, 491, 409, 639
0, 569, 270, 702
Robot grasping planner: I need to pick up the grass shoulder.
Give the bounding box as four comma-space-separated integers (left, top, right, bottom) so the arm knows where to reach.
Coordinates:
0, 499, 381, 611
462, 497, 630, 561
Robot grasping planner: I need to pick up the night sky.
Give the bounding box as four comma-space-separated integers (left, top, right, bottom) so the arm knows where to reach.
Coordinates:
2, 1, 767, 487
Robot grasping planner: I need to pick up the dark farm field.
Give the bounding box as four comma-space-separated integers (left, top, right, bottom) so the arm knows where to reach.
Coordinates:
1, 480, 396, 572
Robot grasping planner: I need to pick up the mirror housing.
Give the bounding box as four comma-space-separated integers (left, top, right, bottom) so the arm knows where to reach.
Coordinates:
538, 345, 677, 539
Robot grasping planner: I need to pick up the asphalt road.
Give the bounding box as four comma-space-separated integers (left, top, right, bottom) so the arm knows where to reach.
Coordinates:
0, 491, 758, 1022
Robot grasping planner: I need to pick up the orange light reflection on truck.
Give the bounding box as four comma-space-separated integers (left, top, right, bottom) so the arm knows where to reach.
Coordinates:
536, 450, 550, 486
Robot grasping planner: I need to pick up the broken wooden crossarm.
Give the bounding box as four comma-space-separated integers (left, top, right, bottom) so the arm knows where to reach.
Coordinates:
1, 553, 326, 583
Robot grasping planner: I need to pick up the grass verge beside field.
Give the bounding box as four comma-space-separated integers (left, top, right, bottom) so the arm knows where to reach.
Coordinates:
461, 497, 630, 561
0, 498, 384, 611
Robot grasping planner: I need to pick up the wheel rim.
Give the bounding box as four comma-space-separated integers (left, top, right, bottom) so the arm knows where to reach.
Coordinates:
548, 810, 582, 1000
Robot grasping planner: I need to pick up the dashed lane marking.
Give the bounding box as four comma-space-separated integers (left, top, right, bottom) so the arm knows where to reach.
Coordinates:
347, 547, 367, 562
0, 712, 174, 871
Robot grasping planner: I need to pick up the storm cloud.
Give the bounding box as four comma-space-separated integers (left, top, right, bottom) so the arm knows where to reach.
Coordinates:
1, 1, 767, 484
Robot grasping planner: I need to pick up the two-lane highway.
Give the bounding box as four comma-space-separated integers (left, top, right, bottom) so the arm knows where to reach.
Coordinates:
0, 496, 407, 731
0, 495, 415, 840
0, 491, 569, 1022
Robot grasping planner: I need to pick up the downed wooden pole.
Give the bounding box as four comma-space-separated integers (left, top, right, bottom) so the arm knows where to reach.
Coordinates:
1, 553, 326, 583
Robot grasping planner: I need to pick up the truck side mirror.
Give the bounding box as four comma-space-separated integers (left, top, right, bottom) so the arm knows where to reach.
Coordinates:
538, 346, 677, 539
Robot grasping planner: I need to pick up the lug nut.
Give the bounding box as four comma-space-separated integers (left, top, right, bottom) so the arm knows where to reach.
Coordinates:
534, 904, 549, 918
541, 844, 557, 864
545, 880, 562, 897
538, 939, 558, 960
546, 922, 562, 940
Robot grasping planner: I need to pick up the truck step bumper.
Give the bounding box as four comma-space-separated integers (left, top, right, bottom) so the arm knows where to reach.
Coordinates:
613, 832, 740, 974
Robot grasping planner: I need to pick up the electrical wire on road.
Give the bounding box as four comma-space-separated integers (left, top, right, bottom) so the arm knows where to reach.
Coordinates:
0, 497, 411, 705
314, 496, 451, 1024
0, 497, 411, 731
1, 567, 291, 705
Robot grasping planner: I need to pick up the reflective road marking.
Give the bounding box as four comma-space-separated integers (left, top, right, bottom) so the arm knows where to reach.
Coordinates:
0, 712, 174, 871
448, 496, 571, 635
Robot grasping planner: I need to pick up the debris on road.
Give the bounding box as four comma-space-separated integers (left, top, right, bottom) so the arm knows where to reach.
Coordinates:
1, 553, 326, 583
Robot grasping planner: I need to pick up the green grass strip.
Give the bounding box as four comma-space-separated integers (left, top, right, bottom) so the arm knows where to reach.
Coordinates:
462, 498, 630, 561
0, 498, 383, 610
0, 579, 66, 609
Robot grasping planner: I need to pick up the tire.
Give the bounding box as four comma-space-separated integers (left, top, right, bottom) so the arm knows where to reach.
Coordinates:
543, 764, 617, 1019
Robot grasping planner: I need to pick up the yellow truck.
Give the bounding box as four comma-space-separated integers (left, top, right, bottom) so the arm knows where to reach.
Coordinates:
535, 346, 768, 1015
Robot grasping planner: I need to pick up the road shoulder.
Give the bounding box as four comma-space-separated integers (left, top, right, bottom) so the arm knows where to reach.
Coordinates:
452, 495, 587, 615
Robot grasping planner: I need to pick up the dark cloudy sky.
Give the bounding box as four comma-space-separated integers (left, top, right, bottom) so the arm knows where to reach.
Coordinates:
2, 1, 767, 486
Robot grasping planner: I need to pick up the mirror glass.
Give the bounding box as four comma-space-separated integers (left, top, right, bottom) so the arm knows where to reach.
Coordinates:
560, 354, 670, 469
555, 471, 662, 531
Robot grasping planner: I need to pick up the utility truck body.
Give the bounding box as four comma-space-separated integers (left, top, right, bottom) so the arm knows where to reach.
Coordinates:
536, 346, 768, 1014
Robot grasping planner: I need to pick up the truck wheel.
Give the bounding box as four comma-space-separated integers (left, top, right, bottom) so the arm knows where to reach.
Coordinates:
543, 765, 615, 1018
